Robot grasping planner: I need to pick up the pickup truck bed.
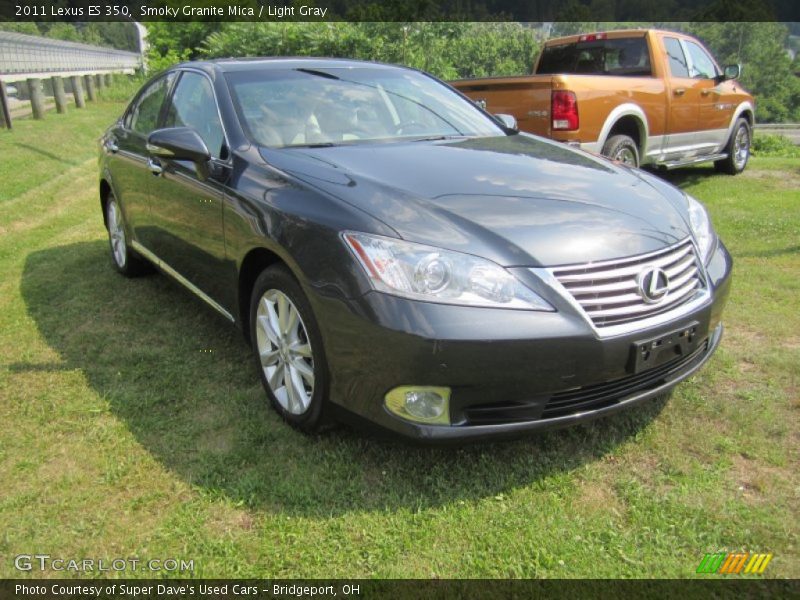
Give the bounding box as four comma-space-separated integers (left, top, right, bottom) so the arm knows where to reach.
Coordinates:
451, 29, 755, 174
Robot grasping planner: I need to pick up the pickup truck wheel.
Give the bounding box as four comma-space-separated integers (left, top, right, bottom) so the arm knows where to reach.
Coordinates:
602, 135, 639, 168
715, 118, 750, 175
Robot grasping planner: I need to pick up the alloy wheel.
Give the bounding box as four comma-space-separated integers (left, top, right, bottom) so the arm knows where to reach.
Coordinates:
107, 199, 127, 268
615, 147, 637, 166
255, 289, 315, 415
733, 124, 750, 170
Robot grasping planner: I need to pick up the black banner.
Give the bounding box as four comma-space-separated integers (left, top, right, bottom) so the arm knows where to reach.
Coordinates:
1, 0, 799, 22
2, 579, 800, 600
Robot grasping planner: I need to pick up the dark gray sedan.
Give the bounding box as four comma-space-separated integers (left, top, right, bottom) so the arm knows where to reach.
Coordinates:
99, 58, 732, 442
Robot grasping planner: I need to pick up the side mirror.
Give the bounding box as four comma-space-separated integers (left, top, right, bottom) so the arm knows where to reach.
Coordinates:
494, 113, 518, 131
147, 127, 210, 163
722, 64, 741, 81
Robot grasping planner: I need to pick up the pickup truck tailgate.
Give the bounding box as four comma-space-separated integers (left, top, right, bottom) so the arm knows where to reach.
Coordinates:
452, 75, 553, 137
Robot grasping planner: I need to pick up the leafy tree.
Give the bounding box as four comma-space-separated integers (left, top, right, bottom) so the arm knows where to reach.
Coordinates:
0, 23, 39, 35
684, 22, 800, 122
146, 20, 800, 122
0, 22, 139, 52
144, 22, 221, 71
200, 22, 539, 80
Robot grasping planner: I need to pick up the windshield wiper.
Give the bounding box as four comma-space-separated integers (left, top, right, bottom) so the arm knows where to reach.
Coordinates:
287, 142, 339, 148
410, 134, 468, 142
295, 68, 341, 80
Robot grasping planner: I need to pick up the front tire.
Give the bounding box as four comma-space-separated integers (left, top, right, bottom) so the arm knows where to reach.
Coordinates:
250, 265, 331, 432
105, 193, 150, 277
715, 118, 750, 175
602, 134, 640, 168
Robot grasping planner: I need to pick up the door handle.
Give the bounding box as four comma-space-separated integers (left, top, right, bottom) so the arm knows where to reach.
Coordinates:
700, 89, 711, 96
673, 88, 686, 96
147, 158, 163, 176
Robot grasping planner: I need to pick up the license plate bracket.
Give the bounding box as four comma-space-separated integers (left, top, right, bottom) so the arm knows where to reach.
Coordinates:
630, 321, 701, 374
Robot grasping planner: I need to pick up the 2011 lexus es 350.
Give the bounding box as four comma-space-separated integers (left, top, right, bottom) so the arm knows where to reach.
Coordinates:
99, 58, 732, 442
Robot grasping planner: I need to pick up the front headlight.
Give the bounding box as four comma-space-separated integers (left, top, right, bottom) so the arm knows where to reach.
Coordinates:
686, 194, 716, 263
343, 232, 554, 311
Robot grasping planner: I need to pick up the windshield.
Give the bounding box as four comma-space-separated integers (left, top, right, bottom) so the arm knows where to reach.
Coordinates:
225, 66, 505, 148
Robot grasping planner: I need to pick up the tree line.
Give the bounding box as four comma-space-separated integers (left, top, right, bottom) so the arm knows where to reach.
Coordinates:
147, 21, 800, 123
2, 21, 798, 122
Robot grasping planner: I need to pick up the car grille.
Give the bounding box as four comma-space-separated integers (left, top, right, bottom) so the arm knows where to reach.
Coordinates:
550, 238, 704, 328
462, 338, 709, 425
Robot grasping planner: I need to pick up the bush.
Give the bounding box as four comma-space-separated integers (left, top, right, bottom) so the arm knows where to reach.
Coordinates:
751, 133, 800, 158
199, 22, 540, 81
96, 74, 147, 104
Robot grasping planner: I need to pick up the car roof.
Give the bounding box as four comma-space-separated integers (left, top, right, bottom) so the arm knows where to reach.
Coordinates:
174, 57, 404, 74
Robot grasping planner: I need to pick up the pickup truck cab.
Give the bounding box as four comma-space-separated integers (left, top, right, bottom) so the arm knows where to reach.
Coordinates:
451, 29, 755, 173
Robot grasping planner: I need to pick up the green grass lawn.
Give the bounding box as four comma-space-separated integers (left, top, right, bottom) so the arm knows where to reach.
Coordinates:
1, 100, 798, 579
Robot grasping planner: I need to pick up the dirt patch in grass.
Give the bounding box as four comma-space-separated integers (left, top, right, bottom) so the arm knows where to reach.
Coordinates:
729, 454, 793, 505
37, 453, 85, 483
197, 426, 237, 455
742, 167, 800, 190
783, 336, 800, 350
0, 163, 95, 237
572, 477, 625, 517
207, 506, 257, 537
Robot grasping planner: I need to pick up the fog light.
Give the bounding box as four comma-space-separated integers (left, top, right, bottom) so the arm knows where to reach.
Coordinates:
384, 386, 451, 425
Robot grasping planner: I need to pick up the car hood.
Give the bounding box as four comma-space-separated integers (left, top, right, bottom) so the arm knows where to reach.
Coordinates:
260, 134, 692, 267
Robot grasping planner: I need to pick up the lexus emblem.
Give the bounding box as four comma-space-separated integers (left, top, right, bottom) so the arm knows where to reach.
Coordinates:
637, 267, 670, 303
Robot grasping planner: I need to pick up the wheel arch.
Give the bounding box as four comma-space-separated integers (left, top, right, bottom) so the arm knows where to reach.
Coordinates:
99, 178, 112, 229
725, 101, 755, 140
738, 105, 755, 127
238, 246, 288, 343
597, 104, 650, 158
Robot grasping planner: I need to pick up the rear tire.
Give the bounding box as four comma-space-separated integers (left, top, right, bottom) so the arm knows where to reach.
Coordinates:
715, 118, 750, 175
602, 134, 640, 168
249, 265, 331, 433
105, 193, 151, 277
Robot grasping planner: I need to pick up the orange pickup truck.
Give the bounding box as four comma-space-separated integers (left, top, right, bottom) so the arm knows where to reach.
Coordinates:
451, 29, 755, 173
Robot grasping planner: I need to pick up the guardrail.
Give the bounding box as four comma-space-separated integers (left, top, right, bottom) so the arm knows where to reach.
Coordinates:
754, 123, 800, 129
0, 31, 141, 81
754, 123, 800, 145
0, 32, 142, 129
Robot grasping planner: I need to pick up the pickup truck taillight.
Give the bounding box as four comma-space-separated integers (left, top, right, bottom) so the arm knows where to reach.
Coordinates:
551, 91, 579, 131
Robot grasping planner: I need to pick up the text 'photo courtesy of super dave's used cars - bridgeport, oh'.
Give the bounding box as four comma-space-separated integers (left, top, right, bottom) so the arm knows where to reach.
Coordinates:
98, 57, 732, 443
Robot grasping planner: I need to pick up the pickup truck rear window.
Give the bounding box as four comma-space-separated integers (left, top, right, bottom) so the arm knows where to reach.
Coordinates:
536, 37, 652, 77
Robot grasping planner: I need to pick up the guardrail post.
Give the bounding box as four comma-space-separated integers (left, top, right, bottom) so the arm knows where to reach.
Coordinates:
95, 74, 106, 90
70, 75, 85, 108
84, 74, 97, 102
0, 81, 12, 129
15, 81, 30, 101
105, 73, 113, 87
27, 78, 46, 119
51, 76, 68, 114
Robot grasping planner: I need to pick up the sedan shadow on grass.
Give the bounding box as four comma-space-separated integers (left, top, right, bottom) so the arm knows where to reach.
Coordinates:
21, 241, 669, 517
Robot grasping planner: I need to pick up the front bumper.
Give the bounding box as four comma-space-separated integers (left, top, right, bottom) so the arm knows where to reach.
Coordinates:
308, 240, 732, 443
